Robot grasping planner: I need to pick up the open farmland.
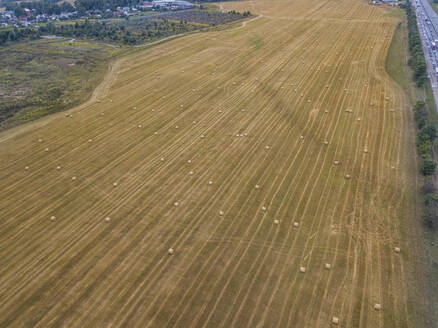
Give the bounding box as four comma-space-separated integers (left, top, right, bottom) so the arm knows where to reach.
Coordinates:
0, 0, 433, 327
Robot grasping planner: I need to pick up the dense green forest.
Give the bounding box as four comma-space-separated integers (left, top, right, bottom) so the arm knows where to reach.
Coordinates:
0, 19, 198, 45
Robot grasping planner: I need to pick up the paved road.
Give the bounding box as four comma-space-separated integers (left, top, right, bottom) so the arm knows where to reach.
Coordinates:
415, 0, 438, 106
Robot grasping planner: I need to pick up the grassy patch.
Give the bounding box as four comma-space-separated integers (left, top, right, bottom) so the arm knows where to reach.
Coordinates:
249, 35, 262, 49
386, 21, 410, 89
0, 38, 123, 130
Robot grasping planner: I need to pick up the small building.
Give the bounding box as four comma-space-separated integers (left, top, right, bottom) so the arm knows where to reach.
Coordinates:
140, 2, 153, 10
152, 0, 195, 10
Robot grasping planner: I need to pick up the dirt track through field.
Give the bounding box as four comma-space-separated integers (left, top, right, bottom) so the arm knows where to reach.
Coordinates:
0, 0, 431, 327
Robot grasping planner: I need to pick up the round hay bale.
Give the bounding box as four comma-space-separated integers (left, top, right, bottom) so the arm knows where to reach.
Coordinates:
25, 166, 29, 170
394, 247, 401, 253
160, 158, 165, 162
324, 141, 329, 145
324, 263, 331, 270
105, 217, 111, 222
138, 125, 142, 128
187, 160, 192, 164
332, 317, 339, 325
189, 171, 194, 175
168, 248, 174, 255
208, 180, 213, 185
300, 266, 306, 273
274, 219, 280, 225
180, 105, 184, 108
174, 202, 179, 207
324, 110, 328, 113
56, 166, 61, 170
154, 132, 158, 135
364, 149, 368, 153
175, 125, 179, 129
391, 166, 395, 169
265, 146, 270, 150
110, 99, 113, 103
244, 133, 248, 136
262, 206, 267, 211
307, 100, 311, 103
300, 135, 304, 139
241, 109, 245, 112
50, 216, 56, 221
293, 222, 299, 227
374, 303, 382, 311
255, 184, 260, 189
200, 134, 205, 139
101, 112, 105, 116
133, 106, 137, 110
152, 109, 155, 112
38, 138, 43, 143
345, 174, 351, 179
113, 182, 118, 187
88, 139, 92, 142
219, 210, 224, 216
357, 118, 361, 121
72, 176, 76, 180
219, 110, 222, 113
45, 148, 49, 152
334, 161, 339, 165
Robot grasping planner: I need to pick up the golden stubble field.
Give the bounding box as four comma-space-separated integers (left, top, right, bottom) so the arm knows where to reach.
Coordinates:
0, 0, 432, 326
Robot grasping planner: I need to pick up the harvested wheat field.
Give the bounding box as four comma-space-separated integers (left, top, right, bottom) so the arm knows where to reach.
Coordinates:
0, 0, 433, 327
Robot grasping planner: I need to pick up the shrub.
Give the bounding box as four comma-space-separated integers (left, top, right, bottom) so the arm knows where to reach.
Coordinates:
422, 179, 437, 194
417, 139, 432, 157
421, 124, 437, 141
421, 158, 437, 176
417, 117, 427, 129
424, 195, 438, 229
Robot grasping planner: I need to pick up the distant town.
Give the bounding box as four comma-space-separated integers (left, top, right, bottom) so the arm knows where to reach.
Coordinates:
0, 0, 197, 28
